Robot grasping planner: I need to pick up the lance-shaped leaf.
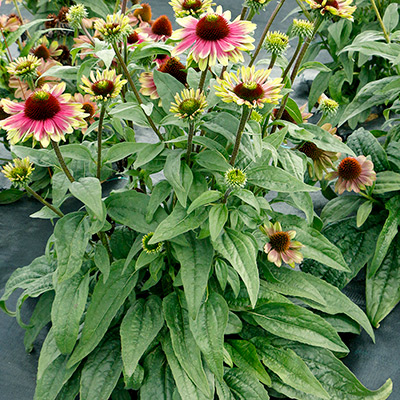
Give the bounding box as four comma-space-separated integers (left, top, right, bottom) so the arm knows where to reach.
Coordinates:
173, 233, 213, 319
224, 368, 270, 400
212, 228, 259, 308
120, 296, 164, 378
189, 293, 229, 381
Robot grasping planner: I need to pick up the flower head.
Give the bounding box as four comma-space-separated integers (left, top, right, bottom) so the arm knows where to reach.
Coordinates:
326, 155, 376, 194
7, 55, 41, 81
127, 30, 147, 47
169, 0, 214, 18
225, 167, 247, 188
2, 157, 34, 187
142, 232, 163, 254
264, 31, 289, 56
45, 13, 58, 30
66, 4, 88, 29
171, 6, 256, 70
297, 141, 339, 180
0, 83, 87, 147
305, 0, 356, 21
0, 14, 21, 32
133, 3, 152, 23
245, 0, 270, 12
139, 15, 173, 42
74, 93, 99, 134
94, 12, 133, 43
170, 88, 207, 120
81, 69, 127, 102
291, 18, 314, 38
261, 221, 303, 268
215, 66, 283, 109
318, 94, 338, 117
139, 72, 159, 99
31, 37, 62, 60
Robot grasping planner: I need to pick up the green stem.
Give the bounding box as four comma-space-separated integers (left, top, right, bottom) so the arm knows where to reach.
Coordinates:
222, 188, 232, 203
248, 0, 287, 67
240, 6, 249, 19
295, 0, 313, 21
281, 38, 303, 82
371, 0, 390, 43
198, 64, 209, 92
268, 53, 277, 70
51, 140, 75, 183
246, 8, 256, 21
317, 114, 326, 126
121, 0, 128, 13
13, 0, 30, 38
97, 104, 106, 180
186, 122, 195, 164
112, 43, 164, 141
230, 107, 251, 166
25, 186, 64, 218
81, 22, 95, 46
1, 30, 13, 62
99, 231, 113, 262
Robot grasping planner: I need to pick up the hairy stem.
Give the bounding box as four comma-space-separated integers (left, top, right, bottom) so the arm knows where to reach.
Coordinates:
240, 6, 249, 19
248, 0, 287, 67
198, 64, 209, 92
281, 38, 303, 82
371, 0, 390, 43
97, 104, 107, 180
112, 43, 164, 141
51, 140, 75, 183
25, 186, 64, 218
230, 107, 251, 166
186, 122, 195, 164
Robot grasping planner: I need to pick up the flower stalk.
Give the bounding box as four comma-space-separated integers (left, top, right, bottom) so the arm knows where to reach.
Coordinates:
186, 122, 195, 164
97, 104, 107, 180
112, 43, 163, 141
230, 107, 251, 165
370, 0, 390, 43
51, 140, 75, 182
248, 0, 287, 67
25, 185, 64, 218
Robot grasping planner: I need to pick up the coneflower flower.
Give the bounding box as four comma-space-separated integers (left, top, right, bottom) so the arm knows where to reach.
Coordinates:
260, 221, 303, 268
31, 37, 62, 60
0, 82, 87, 147
6, 55, 41, 81
2, 157, 34, 187
133, 3, 152, 23
74, 93, 99, 134
264, 31, 289, 56
224, 167, 247, 188
305, 0, 356, 21
139, 15, 173, 42
291, 18, 314, 38
246, 0, 270, 12
326, 155, 376, 194
169, 0, 214, 18
66, 4, 87, 29
215, 66, 283, 109
170, 88, 207, 120
94, 12, 133, 43
142, 232, 163, 254
318, 94, 339, 117
80, 69, 127, 102
171, 6, 256, 70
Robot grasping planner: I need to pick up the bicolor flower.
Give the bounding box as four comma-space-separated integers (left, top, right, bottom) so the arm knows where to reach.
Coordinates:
261, 221, 303, 268
304, 0, 356, 21
7, 55, 41, 81
2, 157, 34, 187
0, 82, 87, 147
94, 12, 133, 43
169, 0, 214, 18
171, 6, 256, 70
74, 93, 99, 134
139, 15, 173, 42
215, 66, 283, 109
170, 88, 207, 120
326, 155, 376, 194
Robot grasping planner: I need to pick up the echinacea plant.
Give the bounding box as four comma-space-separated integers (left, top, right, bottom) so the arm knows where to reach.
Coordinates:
0, 1, 396, 400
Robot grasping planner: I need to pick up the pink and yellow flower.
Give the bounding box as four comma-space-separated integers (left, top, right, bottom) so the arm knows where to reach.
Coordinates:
0, 82, 87, 147
139, 72, 159, 100
171, 6, 256, 70
169, 0, 214, 18
74, 93, 99, 134
326, 155, 376, 194
305, 0, 356, 21
261, 221, 303, 268
215, 66, 283, 108
139, 15, 173, 42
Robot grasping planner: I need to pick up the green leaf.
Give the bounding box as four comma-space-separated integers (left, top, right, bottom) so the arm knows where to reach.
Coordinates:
224, 368, 270, 400
94, 243, 111, 282
212, 228, 259, 308
231, 189, 260, 214
7, 19, 49, 49
187, 190, 223, 214
69, 177, 105, 224
54, 212, 90, 283
161, 334, 212, 400
134, 142, 165, 169
270, 267, 374, 341
120, 296, 164, 378
149, 204, 208, 244
163, 294, 211, 396
140, 347, 175, 400
164, 150, 189, 208
226, 340, 271, 386
285, 98, 303, 124
195, 149, 231, 173
209, 204, 228, 241
0, 188, 25, 204
374, 171, 400, 194
55, 370, 81, 400
153, 69, 186, 113
189, 292, 229, 381
109, 103, 150, 127
67, 260, 138, 368
252, 338, 329, 399
250, 303, 349, 353
383, 3, 399, 31
356, 201, 373, 227
173, 233, 213, 319
80, 0, 111, 17
321, 195, 365, 225
276, 214, 350, 271
103, 142, 144, 163
146, 181, 172, 223
346, 128, 389, 172
39, 65, 78, 81
58, 144, 94, 162
247, 166, 319, 193
80, 332, 122, 400
368, 197, 400, 277
308, 71, 332, 113
52, 271, 90, 354
106, 190, 167, 233
12, 145, 57, 167
278, 344, 393, 400
367, 234, 400, 327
